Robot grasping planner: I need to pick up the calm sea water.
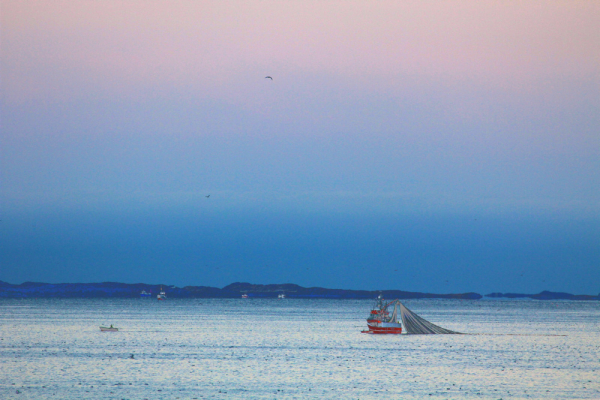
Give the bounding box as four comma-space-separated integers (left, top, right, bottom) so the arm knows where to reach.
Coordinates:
0, 298, 598, 399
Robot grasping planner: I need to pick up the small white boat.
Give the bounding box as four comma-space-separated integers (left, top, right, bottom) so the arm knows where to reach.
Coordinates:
278, 293, 285, 299
241, 294, 248, 299
100, 325, 118, 332
140, 290, 152, 297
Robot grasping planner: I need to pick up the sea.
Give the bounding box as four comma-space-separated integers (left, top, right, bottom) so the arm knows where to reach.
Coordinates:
0, 298, 598, 399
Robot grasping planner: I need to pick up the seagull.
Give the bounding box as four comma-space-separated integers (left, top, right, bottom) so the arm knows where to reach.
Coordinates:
205, 195, 210, 198
265, 76, 273, 80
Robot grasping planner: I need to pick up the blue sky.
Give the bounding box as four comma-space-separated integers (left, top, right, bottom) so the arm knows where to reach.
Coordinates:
1, 1, 598, 293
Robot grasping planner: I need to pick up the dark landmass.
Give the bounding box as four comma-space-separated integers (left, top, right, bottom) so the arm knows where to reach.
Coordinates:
222, 282, 482, 300
1, 281, 596, 300
486, 291, 600, 301
0, 280, 481, 299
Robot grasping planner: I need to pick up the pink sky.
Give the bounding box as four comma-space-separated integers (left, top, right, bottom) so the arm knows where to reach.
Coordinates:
3, 1, 599, 105
1, 1, 599, 292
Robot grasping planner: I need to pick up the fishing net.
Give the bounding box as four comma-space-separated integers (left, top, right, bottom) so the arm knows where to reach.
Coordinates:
399, 302, 461, 334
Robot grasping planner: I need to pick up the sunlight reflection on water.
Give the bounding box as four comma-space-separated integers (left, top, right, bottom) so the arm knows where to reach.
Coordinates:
1, 298, 599, 399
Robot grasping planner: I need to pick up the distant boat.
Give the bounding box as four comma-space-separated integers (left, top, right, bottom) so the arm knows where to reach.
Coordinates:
241, 294, 248, 299
278, 293, 285, 299
157, 287, 166, 300
100, 325, 118, 332
140, 291, 151, 297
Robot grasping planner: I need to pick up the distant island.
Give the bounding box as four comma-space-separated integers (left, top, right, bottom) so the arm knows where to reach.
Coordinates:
0, 281, 483, 299
0, 281, 597, 300
0, 281, 600, 300
486, 291, 599, 301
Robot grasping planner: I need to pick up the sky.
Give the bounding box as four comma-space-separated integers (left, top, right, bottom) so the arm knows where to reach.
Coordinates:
1, 0, 598, 294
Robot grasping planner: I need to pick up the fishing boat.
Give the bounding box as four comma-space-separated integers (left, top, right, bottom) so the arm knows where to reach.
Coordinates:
140, 290, 152, 297
100, 325, 118, 332
362, 295, 403, 334
157, 287, 166, 300
361, 296, 461, 335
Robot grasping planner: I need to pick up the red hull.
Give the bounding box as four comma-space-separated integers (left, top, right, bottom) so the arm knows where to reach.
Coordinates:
363, 326, 403, 334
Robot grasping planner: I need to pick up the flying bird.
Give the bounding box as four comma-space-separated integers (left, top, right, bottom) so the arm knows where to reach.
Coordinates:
205, 195, 210, 198
265, 76, 273, 80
